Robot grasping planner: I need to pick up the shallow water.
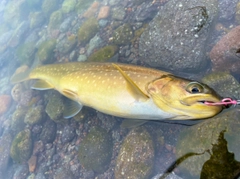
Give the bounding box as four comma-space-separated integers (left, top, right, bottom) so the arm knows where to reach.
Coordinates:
0, 0, 240, 178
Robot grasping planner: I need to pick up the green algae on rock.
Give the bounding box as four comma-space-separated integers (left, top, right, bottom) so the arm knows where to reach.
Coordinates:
75, 0, 95, 14
112, 24, 133, 45
115, 126, 154, 179
78, 126, 113, 173
200, 130, 240, 179
24, 105, 45, 125
77, 18, 99, 45
88, 45, 118, 62
10, 129, 33, 163
11, 107, 27, 135
29, 12, 45, 29
56, 35, 77, 54
45, 92, 64, 122
37, 39, 56, 63
176, 109, 240, 178
16, 42, 36, 65
62, 0, 76, 14
48, 10, 63, 31
42, 0, 58, 17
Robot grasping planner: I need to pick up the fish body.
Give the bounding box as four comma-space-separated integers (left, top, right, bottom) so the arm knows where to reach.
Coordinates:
11, 62, 223, 124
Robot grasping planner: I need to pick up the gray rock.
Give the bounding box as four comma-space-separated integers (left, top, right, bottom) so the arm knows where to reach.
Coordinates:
60, 17, 72, 33
87, 35, 103, 56
112, 6, 126, 21
139, 0, 218, 73
61, 125, 76, 144
40, 120, 57, 144
218, 0, 238, 21
78, 126, 113, 173
115, 126, 154, 179
176, 109, 240, 177
0, 132, 12, 178
13, 164, 29, 179
53, 168, 74, 179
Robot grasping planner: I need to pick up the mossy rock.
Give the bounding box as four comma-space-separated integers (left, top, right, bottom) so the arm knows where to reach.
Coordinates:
37, 39, 56, 63
26, 0, 42, 11
75, 0, 95, 14
10, 129, 33, 163
78, 126, 113, 173
24, 105, 45, 125
42, 0, 58, 17
45, 92, 64, 122
11, 107, 27, 135
115, 126, 154, 179
48, 10, 63, 31
62, 0, 76, 14
29, 11, 45, 29
16, 42, 36, 65
77, 18, 99, 45
88, 45, 118, 62
112, 24, 133, 45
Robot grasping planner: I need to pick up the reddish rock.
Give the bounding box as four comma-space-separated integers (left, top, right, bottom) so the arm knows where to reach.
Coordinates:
210, 25, 240, 73
0, 95, 11, 116
98, 6, 110, 20
83, 2, 99, 18
28, 155, 37, 173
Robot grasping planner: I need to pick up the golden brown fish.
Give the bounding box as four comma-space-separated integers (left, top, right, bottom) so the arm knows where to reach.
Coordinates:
11, 62, 222, 126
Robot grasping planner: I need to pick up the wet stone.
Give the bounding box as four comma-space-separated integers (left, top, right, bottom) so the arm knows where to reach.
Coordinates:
176, 109, 240, 178
40, 120, 56, 144
78, 126, 113, 173
139, 0, 218, 73
53, 168, 74, 179
115, 126, 154, 179
13, 164, 29, 179
61, 125, 76, 144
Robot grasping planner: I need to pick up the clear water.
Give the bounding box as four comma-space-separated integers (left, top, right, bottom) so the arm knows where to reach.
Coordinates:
0, 0, 240, 179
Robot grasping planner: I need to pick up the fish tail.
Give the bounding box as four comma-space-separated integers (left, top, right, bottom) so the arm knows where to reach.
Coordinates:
10, 69, 31, 84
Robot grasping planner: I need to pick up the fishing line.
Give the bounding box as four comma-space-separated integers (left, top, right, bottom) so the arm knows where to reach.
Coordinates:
204, 98, 240, 106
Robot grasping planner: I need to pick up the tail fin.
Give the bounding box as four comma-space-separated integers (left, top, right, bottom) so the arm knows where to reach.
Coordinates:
10, 69, 31, 84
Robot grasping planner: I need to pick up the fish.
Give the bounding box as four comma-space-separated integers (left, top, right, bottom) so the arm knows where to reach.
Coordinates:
11, 62, 223, 127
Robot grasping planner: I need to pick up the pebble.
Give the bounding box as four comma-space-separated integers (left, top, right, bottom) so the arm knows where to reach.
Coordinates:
0, 95, 11, 116
98, 6, 110, 19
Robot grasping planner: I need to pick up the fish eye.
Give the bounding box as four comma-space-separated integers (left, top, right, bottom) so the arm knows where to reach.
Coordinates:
185, 82, 204, 94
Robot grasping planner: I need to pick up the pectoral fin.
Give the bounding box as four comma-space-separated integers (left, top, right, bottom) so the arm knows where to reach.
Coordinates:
31, 80, 54, 90
112, 63, 149, 100
63, 98, 83, 118
121, 119, 148, 128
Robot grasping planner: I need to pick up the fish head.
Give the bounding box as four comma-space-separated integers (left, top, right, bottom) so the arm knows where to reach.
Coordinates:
147, 75, 223, 120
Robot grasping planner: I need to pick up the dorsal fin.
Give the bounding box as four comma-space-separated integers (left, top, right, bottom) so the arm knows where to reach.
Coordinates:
112, 63, 149, 101
31, 80, 54, 90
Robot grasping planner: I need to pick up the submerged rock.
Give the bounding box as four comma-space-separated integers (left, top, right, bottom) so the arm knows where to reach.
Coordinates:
112, 24, 133, 45
10, 129, 33, 163
53, 168, 74, 179
40, 120, 56, 144
77, 18, 99, 45
210, 25, 240, 73
37, 39, 56, 63
24, 105, 45, 125
115, 126, 154, 179
176, 109, 240, 178
62, 0, 76, 14
139, 0, 218, 73
201, 72, 240, 99
88, 45, 118, 62
42, 0, 58, 17
45, 92, 64, 122
78, 126, 113, 173
0, 95, 11, 116
0, 133, 12, 178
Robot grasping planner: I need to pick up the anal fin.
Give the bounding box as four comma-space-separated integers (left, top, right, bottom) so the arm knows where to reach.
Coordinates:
31, 80, 54, 90
63, 98, 83, 118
